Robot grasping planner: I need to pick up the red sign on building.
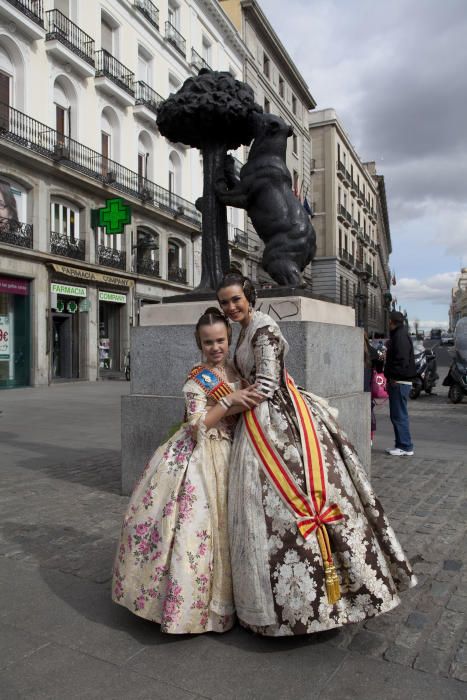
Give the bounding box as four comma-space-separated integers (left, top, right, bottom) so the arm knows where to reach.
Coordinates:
0, 276, 29, 296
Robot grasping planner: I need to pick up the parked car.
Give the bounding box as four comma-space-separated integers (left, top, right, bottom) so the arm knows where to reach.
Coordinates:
440, 332, 454, 346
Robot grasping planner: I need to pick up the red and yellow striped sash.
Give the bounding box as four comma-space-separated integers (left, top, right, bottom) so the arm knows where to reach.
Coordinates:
243, 371, 344, 604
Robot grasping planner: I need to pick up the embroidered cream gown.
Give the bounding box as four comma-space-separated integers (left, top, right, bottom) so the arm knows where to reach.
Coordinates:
112, 370, 238, 634
229, 311, 417, 636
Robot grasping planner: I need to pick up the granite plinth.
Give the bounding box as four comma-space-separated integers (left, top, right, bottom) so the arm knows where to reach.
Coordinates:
140, 294, 355, 327
122, 297, 369, 495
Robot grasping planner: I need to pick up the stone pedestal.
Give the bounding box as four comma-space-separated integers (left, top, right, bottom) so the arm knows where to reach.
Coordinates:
121, 296, 370, 494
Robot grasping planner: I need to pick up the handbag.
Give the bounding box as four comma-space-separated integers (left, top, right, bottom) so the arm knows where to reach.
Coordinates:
371, 370, 388, 400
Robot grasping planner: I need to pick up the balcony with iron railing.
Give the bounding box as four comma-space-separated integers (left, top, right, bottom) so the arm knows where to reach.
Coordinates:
165, 21, 186, 57
45, 9, 95, 74
2, 0, 44, 37
337, 161, 346, 181
191, 48, 211, 72
0, 217, 33, 249
98, 245, 126, 270
354, 258, 363, 272
136, 257, 160, 277
232, 227, 248, 249
50, 231, 85, 260
168, 266, 187, 284
134, 81, 164, 119
95, 49, 135, 103
134, 0, 159, 30
0, 103, 201, 227
340, 248, 350, 265
358, 189, 365, 204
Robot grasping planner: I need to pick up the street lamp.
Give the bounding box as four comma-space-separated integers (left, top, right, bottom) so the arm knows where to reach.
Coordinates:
355, 270, 370, 331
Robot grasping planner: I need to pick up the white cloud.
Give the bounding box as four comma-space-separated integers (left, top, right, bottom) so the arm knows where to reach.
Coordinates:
408, 319, 449, 331
394, 271, 459, 304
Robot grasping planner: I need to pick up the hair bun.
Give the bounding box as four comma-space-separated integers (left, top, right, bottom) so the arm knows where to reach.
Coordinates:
203, 306, 224, 317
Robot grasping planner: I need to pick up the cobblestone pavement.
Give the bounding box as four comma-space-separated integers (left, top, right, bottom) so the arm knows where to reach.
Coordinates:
0, 381, 466, 699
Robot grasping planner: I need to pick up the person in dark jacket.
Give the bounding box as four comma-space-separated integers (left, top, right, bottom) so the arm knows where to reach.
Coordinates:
384, 311, 416, 456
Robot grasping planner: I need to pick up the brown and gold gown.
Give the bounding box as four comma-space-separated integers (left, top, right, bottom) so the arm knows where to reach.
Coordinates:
229, 311, 416, 636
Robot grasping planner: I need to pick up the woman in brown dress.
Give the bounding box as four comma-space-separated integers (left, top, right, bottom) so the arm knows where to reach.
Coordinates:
217, 273, 416, 636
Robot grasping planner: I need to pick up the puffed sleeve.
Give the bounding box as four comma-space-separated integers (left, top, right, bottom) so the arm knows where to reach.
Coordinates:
183, 379, 208, 428
251, 324, 284, 398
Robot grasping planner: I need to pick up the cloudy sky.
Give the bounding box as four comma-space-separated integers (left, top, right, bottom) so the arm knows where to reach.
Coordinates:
259, 0, 467, 329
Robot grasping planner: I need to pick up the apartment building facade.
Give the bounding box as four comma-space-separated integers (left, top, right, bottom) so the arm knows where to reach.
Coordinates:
308, 109, 391, 335
219, 0, 316, 284
0, 0, 246, 388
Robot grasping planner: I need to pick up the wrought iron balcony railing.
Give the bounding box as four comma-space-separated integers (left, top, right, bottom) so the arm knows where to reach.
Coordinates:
136, 258, 160, 277
233, 228, 248, 248
354, 258, 363, 272
134, 81, 164, 114
46, 9, 95, 65
191, 48, 211, 72
337, 161, 346, 179
95, 50, 135, 96
0, 103, 201, 227
340, 248, 350, 263
0, 217, 33, 249
168, 266, 187, 284
98, 245, 126, 270
134, 0, 159, 29
6, 0, 43, 25
165, 21, 186, 57
50, 231, 85, 260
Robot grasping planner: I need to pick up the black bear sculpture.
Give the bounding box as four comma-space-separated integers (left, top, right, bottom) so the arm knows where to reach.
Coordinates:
215, 112, 316, 286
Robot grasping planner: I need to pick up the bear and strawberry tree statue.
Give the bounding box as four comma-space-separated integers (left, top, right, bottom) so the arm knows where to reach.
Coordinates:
157, 69, 316, 292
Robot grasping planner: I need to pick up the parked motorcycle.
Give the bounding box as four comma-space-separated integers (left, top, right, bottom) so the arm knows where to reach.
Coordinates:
410, 342, 438, 399
443, 354, 467, 403
442, 317, 467, 403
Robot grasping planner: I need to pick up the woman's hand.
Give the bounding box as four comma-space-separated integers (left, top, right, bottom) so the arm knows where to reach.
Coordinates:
229, 384, 265, 409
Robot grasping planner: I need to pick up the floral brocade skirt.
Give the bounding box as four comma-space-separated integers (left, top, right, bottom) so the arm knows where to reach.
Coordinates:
228, 390, 417, 636
112, 425, 235, 634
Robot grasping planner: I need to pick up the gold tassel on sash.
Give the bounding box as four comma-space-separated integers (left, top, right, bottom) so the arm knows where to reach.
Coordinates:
316, 525, 341, 604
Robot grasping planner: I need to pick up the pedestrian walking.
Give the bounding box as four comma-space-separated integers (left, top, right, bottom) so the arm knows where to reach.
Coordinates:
384, 311, 416, 456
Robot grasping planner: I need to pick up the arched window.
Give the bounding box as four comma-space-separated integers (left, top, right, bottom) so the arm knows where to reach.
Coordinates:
0, 176, 27, 223
53, 76, 77, 143
168, 151, 182, 198
50, 197, 80, 241
137, 130, 153, 187
100, 106, 120, 176
167, 237, 186, 283
0, 36, 26, 112
136, 226, 159, 277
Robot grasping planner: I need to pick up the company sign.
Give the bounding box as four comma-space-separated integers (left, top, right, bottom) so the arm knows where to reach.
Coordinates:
98, 291, 126, 304
50, 263, 133, 288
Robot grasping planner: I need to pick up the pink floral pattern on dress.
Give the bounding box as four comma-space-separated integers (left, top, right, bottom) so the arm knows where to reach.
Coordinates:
111, 372, 236, 633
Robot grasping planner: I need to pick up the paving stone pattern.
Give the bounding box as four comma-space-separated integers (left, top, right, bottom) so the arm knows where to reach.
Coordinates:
0, 380, 466, 699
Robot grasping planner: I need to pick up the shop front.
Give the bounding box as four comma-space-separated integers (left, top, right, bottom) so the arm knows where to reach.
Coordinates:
0, 275, 31, 389
98, 290, 127, 375
50, 281, 87, 381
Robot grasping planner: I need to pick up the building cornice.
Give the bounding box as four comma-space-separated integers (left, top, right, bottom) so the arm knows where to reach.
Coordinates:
240, 0, 316, 108
309, 109, 377, 194
376, 174, 392, 254
197, 0, 249, 60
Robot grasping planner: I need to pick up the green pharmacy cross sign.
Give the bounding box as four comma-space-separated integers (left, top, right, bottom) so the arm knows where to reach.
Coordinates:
91, 198, 132, 235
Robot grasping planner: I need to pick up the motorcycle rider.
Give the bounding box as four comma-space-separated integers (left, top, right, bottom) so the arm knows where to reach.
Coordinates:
384, 311, 416, 456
